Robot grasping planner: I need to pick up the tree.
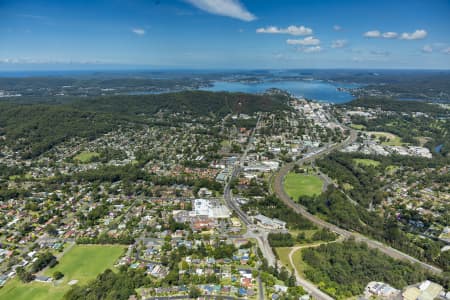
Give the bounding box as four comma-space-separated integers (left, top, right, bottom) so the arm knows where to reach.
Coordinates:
53, 271, 64, 280
296, 232, 307, 243
16, 267, 35, 283
287, 273, 296, 287
46, 224, 58, 236
301, 240, 426, 298
31, 252, 57, 273
64, 268, 149, 300
188, 286, 202, 298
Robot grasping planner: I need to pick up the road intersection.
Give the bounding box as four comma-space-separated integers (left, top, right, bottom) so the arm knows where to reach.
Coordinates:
222, 121, 442, 300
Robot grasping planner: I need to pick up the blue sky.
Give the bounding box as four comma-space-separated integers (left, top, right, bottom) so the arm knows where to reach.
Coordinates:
0, 0, 449, 70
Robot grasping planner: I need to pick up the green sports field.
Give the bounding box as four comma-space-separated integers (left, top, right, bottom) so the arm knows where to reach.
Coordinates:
284, 172, 323, 200
0, 244, 125, 300
73, 151, 100, 163
353, 158, 380, 167
350, 124, 366, 130
368, 131, 403, 146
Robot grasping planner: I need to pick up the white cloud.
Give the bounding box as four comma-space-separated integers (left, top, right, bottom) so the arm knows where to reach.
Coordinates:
422, 42, 449, 53
333, 25, 342, 31
400, 29, 427, 40
287, 36, 320, 46
185, 0, 256, 21
256, 25, 313, 36
382, 32, 398, 39
0, 58, 107, 64
422, 45, 433, 53
299, 46, 322, 53
331, 39, 347, 48
132, 28, 146, 35
364, 29, 427, 40
364, 30, 381, 38
0, 58, 17, 64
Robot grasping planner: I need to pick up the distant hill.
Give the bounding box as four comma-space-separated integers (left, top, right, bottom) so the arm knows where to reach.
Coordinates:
0, 103, 123, 158
0, 91, 290, 158
72, 90, 290, 117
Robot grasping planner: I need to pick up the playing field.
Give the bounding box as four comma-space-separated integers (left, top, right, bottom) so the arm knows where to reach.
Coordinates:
0, 245, 125, 300
0, 279, 66, 300
368, 131, 403, 146
73, 151, 100, 163
350, 124, 366, 130
284, 173, 323, 200
353, 158, 380, 167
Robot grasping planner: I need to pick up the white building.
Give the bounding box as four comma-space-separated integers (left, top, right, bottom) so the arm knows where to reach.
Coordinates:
254, 214, 286, 230
190, 199, 231, 219
365, 281, 399, 298
274, 284, 288, 293
403, 280, 443, 300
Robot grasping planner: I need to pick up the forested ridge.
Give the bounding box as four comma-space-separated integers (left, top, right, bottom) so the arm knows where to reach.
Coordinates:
72, 90, 290, 117
0, 91, 290, 158
0, 103, 124, 158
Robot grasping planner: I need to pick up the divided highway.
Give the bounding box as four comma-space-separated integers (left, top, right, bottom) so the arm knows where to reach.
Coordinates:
272, 130, 443, 275
223, 119, 442, 300
223, 115, 261, 227
223, 115, 337, 300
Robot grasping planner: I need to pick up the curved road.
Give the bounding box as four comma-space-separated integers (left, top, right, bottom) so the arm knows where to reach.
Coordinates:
287, 240, 344, 300
273, 131, 443, 275
223, 115, 336, 300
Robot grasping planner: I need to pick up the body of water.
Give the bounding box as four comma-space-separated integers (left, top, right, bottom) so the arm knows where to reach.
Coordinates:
434, 144, 443, 153
0, 69, 359, 104
200, 80, 359, 104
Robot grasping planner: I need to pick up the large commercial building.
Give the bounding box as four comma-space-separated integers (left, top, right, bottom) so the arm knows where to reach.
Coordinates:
190, 199, 231, 219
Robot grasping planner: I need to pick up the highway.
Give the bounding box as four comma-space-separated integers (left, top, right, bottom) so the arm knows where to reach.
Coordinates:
244, 229, 277, 267
222, 115, 261, 227
222, 115, 333, 300
223, 116, 441, 300
257, 274, 264, 300
272, 129, 443, 275
223, 115, 277, 269
222, 115, 278, 300
224, 170, 251, 226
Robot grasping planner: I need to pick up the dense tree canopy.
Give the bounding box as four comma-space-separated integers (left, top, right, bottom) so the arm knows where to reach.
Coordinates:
64, 268, 149, 300
302, 240, 427, 299
0, 90, 290, 158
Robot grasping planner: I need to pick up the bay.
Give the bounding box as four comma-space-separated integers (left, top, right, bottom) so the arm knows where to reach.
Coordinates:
200, 80, 359, 104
